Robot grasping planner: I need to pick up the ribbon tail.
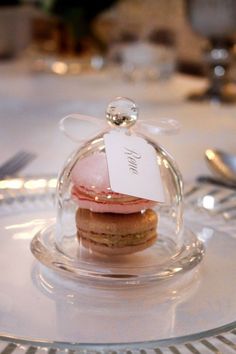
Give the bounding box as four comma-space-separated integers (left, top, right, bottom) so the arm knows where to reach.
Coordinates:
59, 114, 108, 143
135, 119, 180, 137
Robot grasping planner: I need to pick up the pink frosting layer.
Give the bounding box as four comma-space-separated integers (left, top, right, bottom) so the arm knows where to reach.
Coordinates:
72, 185, 156, 213
74, 199, 155, 213
71, 152, 156, 213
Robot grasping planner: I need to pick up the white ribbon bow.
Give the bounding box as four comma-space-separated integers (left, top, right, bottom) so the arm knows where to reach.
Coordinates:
60, 114, 180, 143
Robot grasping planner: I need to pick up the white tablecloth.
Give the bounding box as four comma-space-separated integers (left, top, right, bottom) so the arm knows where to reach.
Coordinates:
0, 59, 236, 182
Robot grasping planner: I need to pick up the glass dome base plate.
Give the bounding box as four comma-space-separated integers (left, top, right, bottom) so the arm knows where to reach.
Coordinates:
31, 223, 204, 286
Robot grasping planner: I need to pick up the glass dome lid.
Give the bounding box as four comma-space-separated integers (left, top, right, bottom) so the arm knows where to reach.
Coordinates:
31, 97, 204, 286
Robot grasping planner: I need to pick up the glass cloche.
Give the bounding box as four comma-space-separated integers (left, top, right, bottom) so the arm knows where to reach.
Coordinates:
31, 97, 204, 286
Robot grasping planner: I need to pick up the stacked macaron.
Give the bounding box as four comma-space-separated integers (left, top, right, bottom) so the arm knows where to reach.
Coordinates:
71, 151, 158, 255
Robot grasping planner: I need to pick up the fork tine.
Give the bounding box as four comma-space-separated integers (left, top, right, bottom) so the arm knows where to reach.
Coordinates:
0, 151, 36, 178
4, 154, 35, 175
3, 152, 35, 174
0, 152, 28, 175
0, 155, 33, 178
0, 151, 26, 171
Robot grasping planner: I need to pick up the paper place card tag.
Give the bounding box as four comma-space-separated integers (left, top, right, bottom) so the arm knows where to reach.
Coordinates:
104, 130, 165, 202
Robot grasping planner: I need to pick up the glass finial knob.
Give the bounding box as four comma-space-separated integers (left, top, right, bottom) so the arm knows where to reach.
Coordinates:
106, 97, 138, 128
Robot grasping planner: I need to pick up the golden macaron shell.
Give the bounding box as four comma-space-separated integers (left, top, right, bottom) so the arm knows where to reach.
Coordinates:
76, 208, 158, 255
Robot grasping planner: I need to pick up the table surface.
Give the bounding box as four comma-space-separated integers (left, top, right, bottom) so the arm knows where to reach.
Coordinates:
0, 59, 236, 182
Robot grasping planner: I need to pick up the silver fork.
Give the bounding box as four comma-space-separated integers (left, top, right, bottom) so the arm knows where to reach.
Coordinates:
0, 151, 36, 179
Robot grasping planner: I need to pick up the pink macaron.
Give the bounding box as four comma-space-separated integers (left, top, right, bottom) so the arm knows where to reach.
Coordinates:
71, 151, 156, 214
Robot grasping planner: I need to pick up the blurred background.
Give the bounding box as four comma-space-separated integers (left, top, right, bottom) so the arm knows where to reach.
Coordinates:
1, 0, 236, 84
0, 0, 221, 73
1, 0, 236, 181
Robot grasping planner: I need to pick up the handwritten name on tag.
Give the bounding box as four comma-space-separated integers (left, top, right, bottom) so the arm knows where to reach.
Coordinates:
104, 130, 165, 202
